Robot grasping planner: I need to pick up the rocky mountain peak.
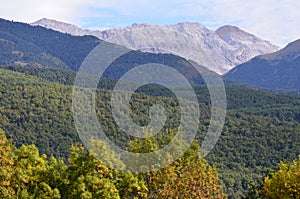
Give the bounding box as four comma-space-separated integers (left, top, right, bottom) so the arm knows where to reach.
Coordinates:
31, 18, 280, 74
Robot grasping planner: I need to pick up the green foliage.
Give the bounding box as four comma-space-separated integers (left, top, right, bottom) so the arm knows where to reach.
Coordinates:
0, 130, 61, 199
0, 132, 149, 199
0, 68, 300, 198
0, 129, 16, 198
0, 18, 99, 70
0, 68, 80, 159
128, 131, 227, 198
244, 155, 300, 199
1, 18, 299, 198
260, 155, 300, 199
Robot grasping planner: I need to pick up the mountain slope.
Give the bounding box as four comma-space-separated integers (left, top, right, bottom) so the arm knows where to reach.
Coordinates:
1, 17, 300, 198
225, 39, 300, 90
31, 18, 280, 74
216, 25, 280, 63
1, 18, 221, 87
31, 18, 88, 36
0, 18, 100, 71
1, 67, 300, 198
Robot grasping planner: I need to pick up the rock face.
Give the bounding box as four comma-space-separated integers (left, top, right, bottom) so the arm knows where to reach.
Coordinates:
31, 19, 280, 74
225, 39, 300, 90
31, 18, 88, 36
216, 25, 280, 64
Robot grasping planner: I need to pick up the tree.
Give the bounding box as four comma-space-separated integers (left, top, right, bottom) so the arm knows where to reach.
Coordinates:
0, 129, 62, 199
128, 129, 227, 199
260, 155, 300, 199
65, 142, 148, 199
13, 144, 61, 198
0, 128, 17, 198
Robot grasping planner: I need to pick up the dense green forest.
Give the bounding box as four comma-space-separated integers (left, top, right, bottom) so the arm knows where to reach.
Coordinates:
0, 129, 227, 198
0, 17, 299, 199
1, 125, 299, 199
0, 68, 299, 198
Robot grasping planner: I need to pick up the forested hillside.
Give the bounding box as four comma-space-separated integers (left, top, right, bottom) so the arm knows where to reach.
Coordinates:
0, 68, 299, 198
225, 39, 300, 90
0, 18, 99, 70
0, 129, 226, 199
0, 17, 299, 199
0, 18, 212, 86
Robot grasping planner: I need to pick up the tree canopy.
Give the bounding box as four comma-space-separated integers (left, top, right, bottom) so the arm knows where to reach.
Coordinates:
0, 129, 226, 198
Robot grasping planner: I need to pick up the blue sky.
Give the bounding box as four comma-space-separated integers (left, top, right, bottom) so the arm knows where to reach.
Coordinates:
0, 0, 299, 47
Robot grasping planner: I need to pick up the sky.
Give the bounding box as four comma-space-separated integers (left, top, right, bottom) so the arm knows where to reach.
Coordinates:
0, 0, 299, 47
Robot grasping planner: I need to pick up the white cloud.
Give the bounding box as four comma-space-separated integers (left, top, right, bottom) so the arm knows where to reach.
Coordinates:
0, 0, 87, 24
203, 0, 300, 46
0, 0, 299, 46
84, 0, 300, 46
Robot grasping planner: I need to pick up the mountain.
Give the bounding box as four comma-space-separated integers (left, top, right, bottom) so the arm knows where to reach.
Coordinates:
225, 39, 300, 90
31, 18, 92, 36
1, 18, 300, 198
216, 25, 280, 63
1, 66, 300, 198
0, 18, 217, 86
0, 18, 100, 71
31, 18, 280, 74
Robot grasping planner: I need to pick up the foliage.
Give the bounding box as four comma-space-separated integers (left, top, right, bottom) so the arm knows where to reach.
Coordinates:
244, 155, 300, 199
0, 18, 99, 70
0, 130, 149, 198
0, 129, 227, 198
126, 130, 226, 198
64, 143, 148, 199
260, 155, 300, 199
1, 18, 300, 198
0, 68, 300, 198
0, 129, 61, 198
0, 129, 17, 198
0, 68, 79, 159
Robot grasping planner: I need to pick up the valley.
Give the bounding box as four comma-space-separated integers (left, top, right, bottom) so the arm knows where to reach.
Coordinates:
0, 18, 299, 198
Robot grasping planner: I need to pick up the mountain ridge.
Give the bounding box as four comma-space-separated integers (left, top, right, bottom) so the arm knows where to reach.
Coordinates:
0, 18, 217, 87
225, 39, 300, 90
31, 18, 280, 74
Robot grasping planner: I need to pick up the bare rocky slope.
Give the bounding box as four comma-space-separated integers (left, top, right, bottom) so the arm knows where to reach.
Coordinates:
31, 18, 280, 74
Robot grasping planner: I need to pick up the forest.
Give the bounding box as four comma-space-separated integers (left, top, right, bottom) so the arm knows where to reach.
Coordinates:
1, 125, 299, 199
0, 67, 299, 198
0, 17, 299, 199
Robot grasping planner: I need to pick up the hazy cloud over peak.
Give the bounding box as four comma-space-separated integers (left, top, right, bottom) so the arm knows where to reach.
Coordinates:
0, 0, 298, 46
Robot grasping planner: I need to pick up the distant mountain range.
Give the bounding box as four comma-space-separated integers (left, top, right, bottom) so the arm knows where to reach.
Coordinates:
3, 18, 300, 92
0, 18, 218, 86
225, 39, 300, 90
31, 18, 280, 74
0, 18, 100, 71
1, 18, 300, 198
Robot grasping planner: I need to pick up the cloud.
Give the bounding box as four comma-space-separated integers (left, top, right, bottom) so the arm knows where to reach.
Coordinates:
203, 0, 300, 47
0, 0, 87, 24
0, 0, 298, 46
85, 0, 300, 46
